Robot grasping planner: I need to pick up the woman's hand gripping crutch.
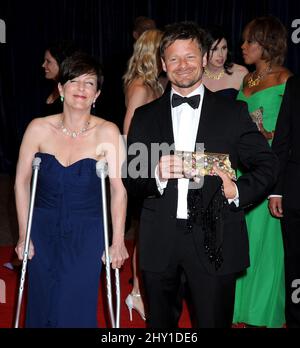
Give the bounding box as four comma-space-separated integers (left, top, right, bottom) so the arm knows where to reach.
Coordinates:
96, 159, 121, 328
14, 157, 41, 328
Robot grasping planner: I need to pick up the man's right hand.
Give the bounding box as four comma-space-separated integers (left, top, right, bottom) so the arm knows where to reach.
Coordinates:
159, 155, 184, 182
268, 197, 283, 218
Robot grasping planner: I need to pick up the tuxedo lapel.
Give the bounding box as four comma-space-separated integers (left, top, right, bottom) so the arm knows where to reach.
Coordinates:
195, 87, 215, 145
158, 92, 175, 150
195, 88, 222, 210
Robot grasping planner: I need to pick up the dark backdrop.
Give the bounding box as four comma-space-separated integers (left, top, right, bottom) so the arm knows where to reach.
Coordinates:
0, 0, 299, 173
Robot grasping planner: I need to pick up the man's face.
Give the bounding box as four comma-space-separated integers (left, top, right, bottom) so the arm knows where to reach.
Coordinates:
162, 39, 207, 96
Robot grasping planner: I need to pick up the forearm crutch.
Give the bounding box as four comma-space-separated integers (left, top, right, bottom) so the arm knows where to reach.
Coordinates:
96, 160, 121, 328
14, 156, 41, 328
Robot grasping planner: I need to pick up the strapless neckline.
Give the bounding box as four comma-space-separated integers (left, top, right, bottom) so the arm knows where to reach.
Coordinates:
240, 83, 286, 98
35, 152, 97, 169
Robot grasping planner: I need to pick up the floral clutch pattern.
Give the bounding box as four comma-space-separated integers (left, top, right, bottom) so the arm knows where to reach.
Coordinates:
175, 150, 236, 181
249, 107, 263, 130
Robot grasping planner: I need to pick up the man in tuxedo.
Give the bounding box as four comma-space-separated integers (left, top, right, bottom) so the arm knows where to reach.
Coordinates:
269, 75, 300, 328
124, 22, 278, 328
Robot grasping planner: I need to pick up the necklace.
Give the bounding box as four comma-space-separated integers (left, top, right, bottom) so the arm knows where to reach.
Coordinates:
59, 118, 90, 138
247, 65, 272, 88
204, 68, 225, 80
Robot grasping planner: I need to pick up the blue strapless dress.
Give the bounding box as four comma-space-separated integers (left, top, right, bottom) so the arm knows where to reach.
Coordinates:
26, 153, 104, 328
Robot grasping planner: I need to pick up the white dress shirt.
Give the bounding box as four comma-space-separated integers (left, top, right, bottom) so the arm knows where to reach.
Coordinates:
155, 85, 204, 218
172, 85, 204, 218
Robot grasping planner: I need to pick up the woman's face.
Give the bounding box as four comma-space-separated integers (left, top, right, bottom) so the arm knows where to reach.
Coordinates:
42, 50, 60, 80
59, 73, 100, 110
241, 31, 264, 65
209, 38, 228, 68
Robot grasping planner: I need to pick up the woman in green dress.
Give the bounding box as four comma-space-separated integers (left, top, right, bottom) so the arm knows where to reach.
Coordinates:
233, 16, 292, 327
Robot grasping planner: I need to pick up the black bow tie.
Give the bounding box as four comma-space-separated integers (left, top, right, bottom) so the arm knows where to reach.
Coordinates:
171, 93, 201, 109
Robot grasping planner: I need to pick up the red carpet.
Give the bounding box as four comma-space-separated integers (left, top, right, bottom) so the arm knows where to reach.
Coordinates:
0, 241, 192, 328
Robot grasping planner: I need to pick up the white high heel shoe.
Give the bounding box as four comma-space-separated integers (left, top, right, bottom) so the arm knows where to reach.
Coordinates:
125, 293, 146, 321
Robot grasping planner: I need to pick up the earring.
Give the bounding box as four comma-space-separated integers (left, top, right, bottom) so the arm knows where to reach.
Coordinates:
92, 100, 96, 109
60, 96, 64, 102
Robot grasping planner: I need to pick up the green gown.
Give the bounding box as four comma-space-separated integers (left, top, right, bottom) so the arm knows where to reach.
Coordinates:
233, 84, 286, 328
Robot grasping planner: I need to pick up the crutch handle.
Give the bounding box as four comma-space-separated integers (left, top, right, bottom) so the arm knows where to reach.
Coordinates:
32, 157, 41, 169
96, 159, 108, 178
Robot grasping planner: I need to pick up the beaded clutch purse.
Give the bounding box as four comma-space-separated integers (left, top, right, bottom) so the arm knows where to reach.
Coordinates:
175, 150, 236, 181
249, 107, 263, 130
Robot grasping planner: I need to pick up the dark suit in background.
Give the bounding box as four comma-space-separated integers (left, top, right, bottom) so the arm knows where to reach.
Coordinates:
271, 75, 300, 328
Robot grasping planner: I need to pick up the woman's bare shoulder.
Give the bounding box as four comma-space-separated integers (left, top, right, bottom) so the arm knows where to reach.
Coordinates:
94, 116, 120, 136
227, 64, 249, 88
26, 115, 60, 139
93, 117, 123, 158
27, 115, 54, 130
127, 77, 145, 87
125, 80, 151, 110
276, 67, 293, 84
231, 63, 249, 75
126, 79, 148, 96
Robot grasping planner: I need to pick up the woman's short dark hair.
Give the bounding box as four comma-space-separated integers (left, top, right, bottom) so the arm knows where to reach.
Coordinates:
59, 52, 104, 90
160, 22, 212, 59
244, 16, 287, 65
206, 25, 233, 75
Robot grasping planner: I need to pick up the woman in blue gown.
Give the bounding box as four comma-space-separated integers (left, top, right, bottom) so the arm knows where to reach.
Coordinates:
15, 53, 129, 328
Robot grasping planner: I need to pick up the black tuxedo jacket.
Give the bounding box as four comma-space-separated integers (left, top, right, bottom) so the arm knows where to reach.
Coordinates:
272, 75, 300, 209
125, 88, 279, 275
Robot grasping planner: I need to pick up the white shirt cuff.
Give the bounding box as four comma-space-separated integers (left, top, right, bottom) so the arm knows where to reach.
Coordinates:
155, 165, 168, 195
227, 183, 239, 207
268, 194, 283, 199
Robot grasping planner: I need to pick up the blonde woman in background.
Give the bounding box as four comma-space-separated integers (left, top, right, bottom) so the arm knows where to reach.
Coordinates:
123, 29, 164, 321
123, 29, 164, 134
